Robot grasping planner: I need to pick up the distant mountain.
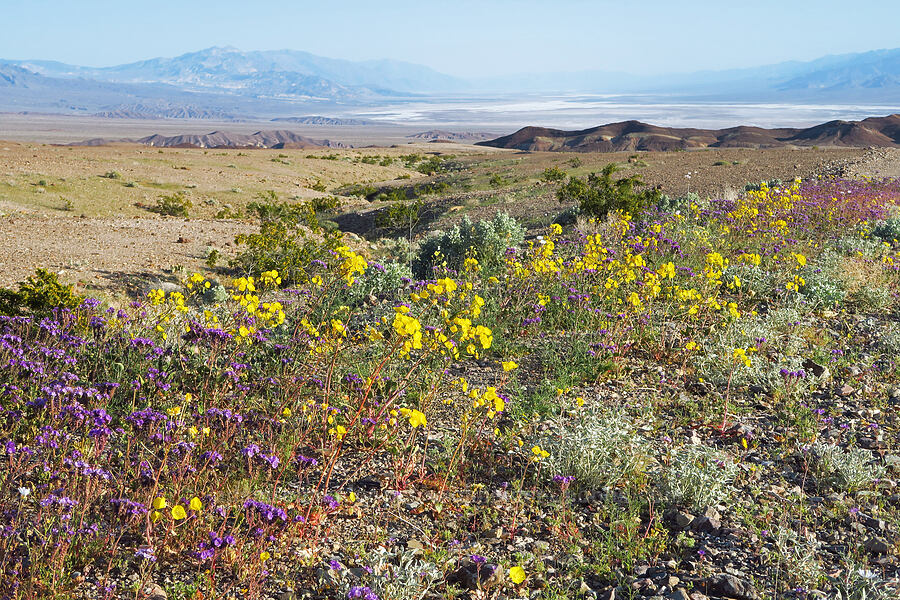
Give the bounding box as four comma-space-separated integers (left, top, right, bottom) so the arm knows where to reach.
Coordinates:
471, 48, 900, 102
271, 115, 373, 125
68, 129, 347, 149
8, 47, 464, 99
92, 103, 245, 120
478, 114, 900, 152
3, 46, 899, 120
406, 130, 499, 142
0, 63, 273, 117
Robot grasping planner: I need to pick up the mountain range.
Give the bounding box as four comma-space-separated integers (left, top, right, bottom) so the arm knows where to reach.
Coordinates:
68, 129, 346, 149
1, 46, 899, 119
478, 114, 900, 152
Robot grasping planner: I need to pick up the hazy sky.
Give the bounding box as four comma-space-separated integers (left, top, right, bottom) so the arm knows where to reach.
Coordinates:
2, 0, 898, 76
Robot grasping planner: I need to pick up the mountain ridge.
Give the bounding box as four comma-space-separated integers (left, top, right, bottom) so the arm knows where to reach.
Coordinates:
2, 46, 900, 118
477, 114, 900, 152
67, 129, 347, 149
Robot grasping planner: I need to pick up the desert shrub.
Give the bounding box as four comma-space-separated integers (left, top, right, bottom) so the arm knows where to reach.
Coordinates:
871, 217, 900, 243
543, 412, 650, 490
489, 173, 509, 187
554, 206, 581, 227
375, 198, 423, 247
831, 561, 894, 600
374, 188, 410, 203
353, 261, 411, 301
0, 269, 83, 316
876, 323, 900, 356
343, 183, 379, 199
199, 281, 230, 304
339, 547, 442, 600
309, 195, 343, 215
231, 192, 341, 284
807, 441, 886, 493
726, 263, 778, 299
415, 181, 450, 195
849, 284, 892, 311
413, 213, 524, 278
416, 156, 447, 175
540, 166, 567, 183
656, 191, 700, 214
695, 307, 810, 388
150, 192, 192, 218
745, 179, 782, 191
100, 170, 121, 179
801, 251, 848, 307
766, 527, 825, 592
659, 445, 738, 511
801, 247, 892, 310
556, 163, 662, 220
832, 235, 885, 259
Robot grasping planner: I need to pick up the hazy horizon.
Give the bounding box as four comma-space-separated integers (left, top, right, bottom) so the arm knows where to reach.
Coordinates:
4, 0, 900, 78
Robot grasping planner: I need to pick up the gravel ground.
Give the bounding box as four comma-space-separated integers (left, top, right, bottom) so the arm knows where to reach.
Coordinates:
0, 214, 251, 297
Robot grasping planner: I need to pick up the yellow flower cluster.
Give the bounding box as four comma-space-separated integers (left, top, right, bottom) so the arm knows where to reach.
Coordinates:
336, 245, 367, 286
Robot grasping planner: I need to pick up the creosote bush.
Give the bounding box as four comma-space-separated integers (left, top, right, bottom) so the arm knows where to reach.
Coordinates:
150, 191, 192, 218
231, 191, 343, 284
0, 268, 83, 316
557, 163, 662, 220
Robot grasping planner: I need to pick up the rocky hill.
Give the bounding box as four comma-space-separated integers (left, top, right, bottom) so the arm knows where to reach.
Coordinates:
478, 114, 900, 152
271, 116, 372, 125
406, 130, 499, 142
91, 103, 245, 120
68, 129, 346, 149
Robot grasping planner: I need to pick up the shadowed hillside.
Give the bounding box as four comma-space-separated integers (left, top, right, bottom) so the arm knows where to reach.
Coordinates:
479, 114, 900, 152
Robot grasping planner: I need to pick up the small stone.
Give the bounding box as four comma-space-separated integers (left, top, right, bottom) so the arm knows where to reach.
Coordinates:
669, 510, 695, 530
597, 588, 617, 600
705, 573, 758, 600
864, 517, 887, 532
668, 589, 691, 600
407, 539, 426, 550
631, 578, 657, 596
143, 584, 167, 600
692, 515, 721, 534
446, 560, 504, 590
278, 592, 296, 600
864, 537, 891, 555
838, 384, 855, 396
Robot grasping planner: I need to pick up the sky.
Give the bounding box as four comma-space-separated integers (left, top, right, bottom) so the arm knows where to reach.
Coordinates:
2, 0, 898, 77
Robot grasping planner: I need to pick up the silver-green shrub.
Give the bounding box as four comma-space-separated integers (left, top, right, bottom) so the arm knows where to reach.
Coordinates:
347, 261, 412, 303
543, 411, 650, 490
870, 217, 900, 243
659, 444, 738, 511
346, 546, 442, 600
808, 440, 886, 492
726, 263, 778, 299
695, 307, 810, 388
413, 213, 524, 278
